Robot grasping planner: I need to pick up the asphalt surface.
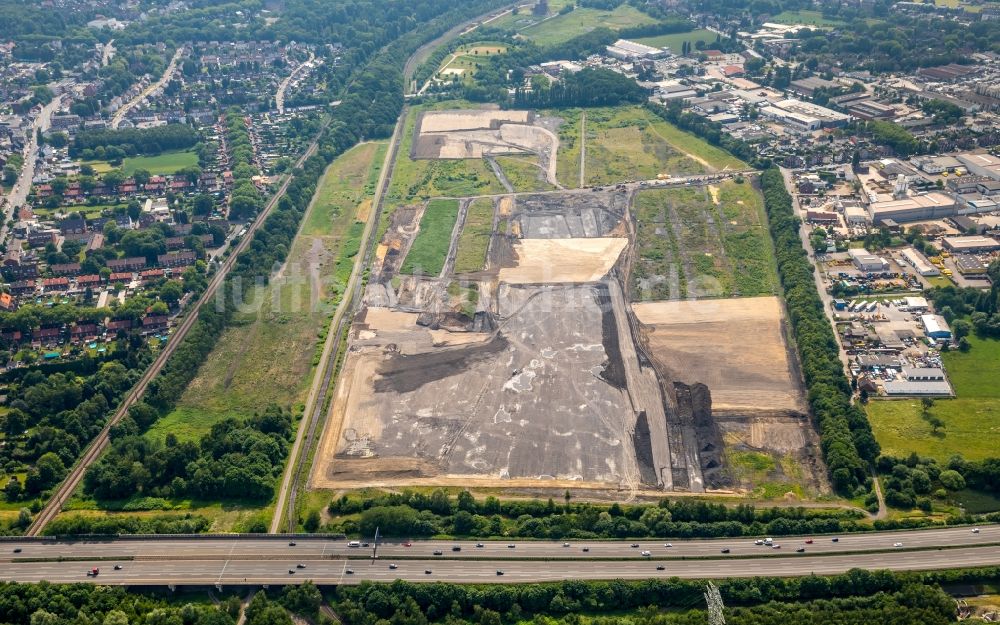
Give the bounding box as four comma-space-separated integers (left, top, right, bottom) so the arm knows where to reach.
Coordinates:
3, 542, 998, 586
3, 524, 999, 586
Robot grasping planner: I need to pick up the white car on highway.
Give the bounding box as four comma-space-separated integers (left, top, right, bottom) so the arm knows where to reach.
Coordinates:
893, 542, 903, 548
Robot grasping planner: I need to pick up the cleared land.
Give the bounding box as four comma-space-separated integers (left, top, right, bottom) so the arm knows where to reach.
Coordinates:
432, 43, 508, 86
453, 197, 494, 274
631, 181, 777, 300
495, 156, 558, 192
400, 198, 460, 276
634, 29, 720, 52
145, 142, 382, 445
499, 237, 627, 283
633, 297, 807, 415
385, 104, 506, 208
867, 336, 1000, 462
520, 5, 657, 46
564, 106, 745, 187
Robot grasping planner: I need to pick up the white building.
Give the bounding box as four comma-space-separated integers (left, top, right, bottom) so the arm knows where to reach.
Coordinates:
900, 247, 940, 276
848, 248, 889, 272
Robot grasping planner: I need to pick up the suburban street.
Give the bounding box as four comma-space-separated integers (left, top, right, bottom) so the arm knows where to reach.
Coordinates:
1, 526, 998, 585
110, 47, 184, 129
1, 95, 64, 243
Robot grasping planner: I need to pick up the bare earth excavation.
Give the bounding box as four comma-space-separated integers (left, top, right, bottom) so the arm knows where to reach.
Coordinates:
312, 109, 823, 497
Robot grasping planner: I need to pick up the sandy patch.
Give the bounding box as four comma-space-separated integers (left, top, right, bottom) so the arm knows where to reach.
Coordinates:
362, 307, 420, 332
499, 237, 627, 284
355, 198, 372, 223
634, 297, 806, 414
708, 184, 720, 205
419, 110, 531, 133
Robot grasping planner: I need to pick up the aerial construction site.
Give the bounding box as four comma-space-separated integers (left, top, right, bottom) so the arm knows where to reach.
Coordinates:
312, 108, 824, 497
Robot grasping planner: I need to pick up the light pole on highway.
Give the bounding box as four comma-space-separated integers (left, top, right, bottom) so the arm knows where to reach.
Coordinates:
371, 526, 380, 563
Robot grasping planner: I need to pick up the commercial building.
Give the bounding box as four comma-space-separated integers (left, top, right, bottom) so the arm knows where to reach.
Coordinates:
605, 39, 666, 60
900, 247, 940, 276
903, 296, 929, 311
921, 314, 952, 340
848, 248, 890, 272
957, 153, 1000, 180
845, 100, 896, 120
941, 235, 1000, 253
760, 98, 851, 132
866, 192, 956, 223
883, 379, 953, 396
914, 155, 963, 174
788, 76, 841, 97
955, 254, 988, 276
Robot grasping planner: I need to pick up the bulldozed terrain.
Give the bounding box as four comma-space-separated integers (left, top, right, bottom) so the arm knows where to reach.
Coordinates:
311, 109, 824, 497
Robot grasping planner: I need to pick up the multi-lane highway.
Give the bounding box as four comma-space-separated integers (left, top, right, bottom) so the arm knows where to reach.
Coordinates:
2, 526, 998, 585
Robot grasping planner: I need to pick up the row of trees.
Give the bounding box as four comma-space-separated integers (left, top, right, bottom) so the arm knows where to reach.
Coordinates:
646, 101, 759, 165
224, 110, 265, 219
0, 581, 326, 625
333, 566, 989, 625
70, 124, 200, 159
760, 169, 878, 495
511, 68, 648, 109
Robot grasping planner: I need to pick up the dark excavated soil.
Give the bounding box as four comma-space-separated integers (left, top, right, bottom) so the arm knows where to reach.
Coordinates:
595, 284, 626, 390
633, 410, 657, 485
373, 335, 509, 394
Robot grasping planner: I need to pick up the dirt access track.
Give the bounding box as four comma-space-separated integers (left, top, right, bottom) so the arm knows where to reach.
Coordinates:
412, 109, 560, 186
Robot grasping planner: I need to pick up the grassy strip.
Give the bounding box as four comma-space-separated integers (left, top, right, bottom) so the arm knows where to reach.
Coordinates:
401, 198, 460, 276
453, 198, 493, 273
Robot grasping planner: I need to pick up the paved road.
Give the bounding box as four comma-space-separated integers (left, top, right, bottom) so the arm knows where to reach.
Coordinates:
2, 539, 998, 586
275, 53, 315, 114
5, 524, 998, 563
1, 95, 63, 242
111, 47, 184, 129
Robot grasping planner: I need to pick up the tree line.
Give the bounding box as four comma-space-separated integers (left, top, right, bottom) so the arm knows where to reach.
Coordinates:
333, 566, 991, 625
760, 169, 878, 496
70, 124, 200, 159
0, 579, 329, 625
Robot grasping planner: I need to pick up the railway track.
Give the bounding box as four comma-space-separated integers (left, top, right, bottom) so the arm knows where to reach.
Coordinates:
275, 106, 408, 533
27, 132, 326, 536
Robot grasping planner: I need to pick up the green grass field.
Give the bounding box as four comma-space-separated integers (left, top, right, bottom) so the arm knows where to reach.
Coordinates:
569, 106, 746, 187
769, 10, 844, 27
453, 197, 494, 274
631, 180, 776, 300
496, 155, 557, 192
521, 5, 657, 46
80, 150, 198, 176
433, 42, 508, 86
867, 336, 1000, 462
634, 29, 719, 53
385, 102, 505, 209
401, 199, 460, 276
145, 143, 383, 445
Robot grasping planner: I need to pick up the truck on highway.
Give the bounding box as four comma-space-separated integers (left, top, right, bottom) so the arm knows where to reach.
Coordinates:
87, 567, 99, 577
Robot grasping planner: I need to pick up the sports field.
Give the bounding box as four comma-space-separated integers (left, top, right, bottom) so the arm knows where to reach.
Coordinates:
81, 150, 199, 176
